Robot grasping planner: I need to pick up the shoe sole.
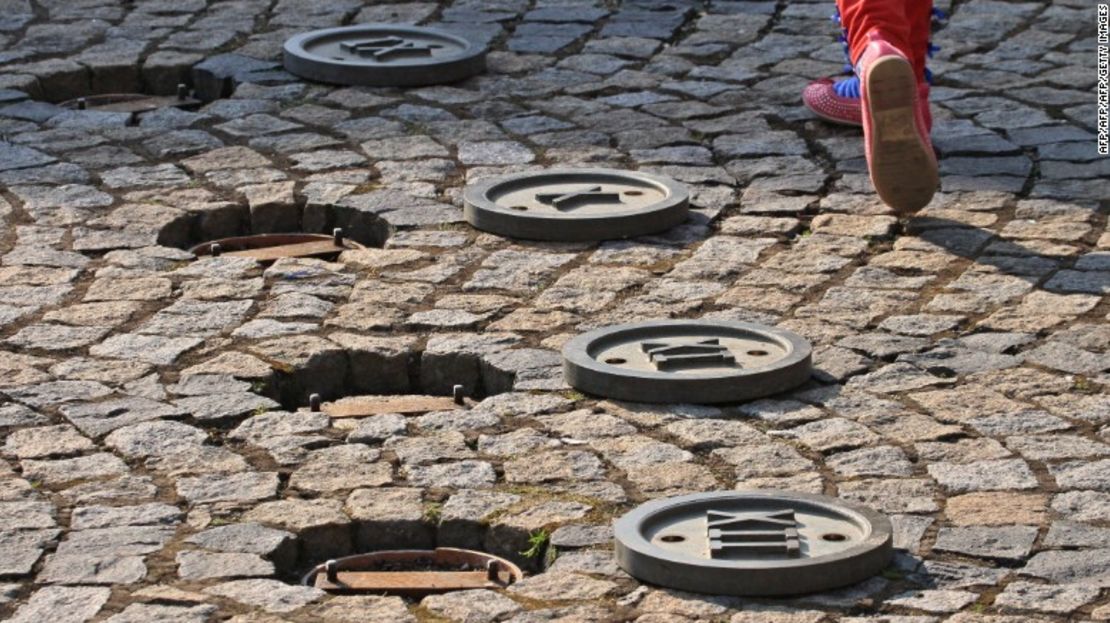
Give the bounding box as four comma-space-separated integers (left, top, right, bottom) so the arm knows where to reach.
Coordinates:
864, 56, 938, 214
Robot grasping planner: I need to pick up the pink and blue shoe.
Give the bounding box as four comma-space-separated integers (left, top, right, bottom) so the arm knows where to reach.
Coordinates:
803, 75, 932, 132
855, 32, 938, 214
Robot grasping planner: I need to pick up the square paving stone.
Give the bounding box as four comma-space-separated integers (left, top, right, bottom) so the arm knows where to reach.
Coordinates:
60, 397, 188, 438
5, 424, 94, 458
89, 334, 202, 365
6, 586, 110, 623
0, 529, 60, 575
927, 459, 1039, 493
5, 324, 112, 350
993, 581, 1100, 613
54, 526, 173, 557
20, 453, 128, 486
0, 500, 56, 530
175, 550, 274, 580
36, 553, 147, 584
70, 503, 181, 530
1019, 548, 1110, 585
886, 589, 979, 613
944, 492, 1048, 526
203, 579, 323, 614
932, 525, 1038, 562
175, 472, 279, 504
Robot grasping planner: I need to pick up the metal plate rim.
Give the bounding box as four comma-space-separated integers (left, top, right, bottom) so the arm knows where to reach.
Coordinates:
613, 490, 894, 596
561, 319, 812, 403
463, 168, 690, 241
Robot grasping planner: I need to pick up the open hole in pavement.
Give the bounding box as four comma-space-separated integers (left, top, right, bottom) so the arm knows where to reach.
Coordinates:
230, 338, 567, 578
152, 179, 399, 257
262, 514, 547, 589
156, 191, 393, 256
185, 279, 574, 578
259, 335, 530, 412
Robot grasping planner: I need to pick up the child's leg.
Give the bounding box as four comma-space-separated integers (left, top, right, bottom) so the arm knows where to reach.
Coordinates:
840, 0, 938, 214
804, 2, 936, 133
905, 0, 936, 83
836, 0, 912, 67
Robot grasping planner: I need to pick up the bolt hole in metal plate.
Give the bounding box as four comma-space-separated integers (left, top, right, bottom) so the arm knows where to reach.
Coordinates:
562, 320, 812, 404
283, 24, 487, 87
302, 548, 523, 597
190, 233, 364, 263
614, 491, 893, 596
463, 168, 690, 241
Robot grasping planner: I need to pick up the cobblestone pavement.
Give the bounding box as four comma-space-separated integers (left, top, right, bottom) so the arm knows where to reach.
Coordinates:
1, 0, 1107, 621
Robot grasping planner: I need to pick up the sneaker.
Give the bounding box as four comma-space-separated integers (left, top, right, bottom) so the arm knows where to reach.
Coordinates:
857, 32, 938, 214
803, 76, 863, 126
803, 75, 933, 131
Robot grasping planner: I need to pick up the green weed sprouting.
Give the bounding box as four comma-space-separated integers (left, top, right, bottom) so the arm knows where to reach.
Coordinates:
520, 529, 550, 559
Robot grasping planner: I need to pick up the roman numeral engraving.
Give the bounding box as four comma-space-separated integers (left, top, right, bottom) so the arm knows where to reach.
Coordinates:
534, 186, 623, 211
640, 338, 738, 371
340, 37, 444, 61
706, 509, 801, 558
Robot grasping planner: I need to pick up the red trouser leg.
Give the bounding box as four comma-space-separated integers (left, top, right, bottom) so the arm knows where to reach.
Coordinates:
837, 0, 933, 79
905, 0, 934, 82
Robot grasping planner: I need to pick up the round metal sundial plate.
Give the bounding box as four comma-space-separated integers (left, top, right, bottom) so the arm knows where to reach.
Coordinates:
463, 168, 689, 241
562, 319, 812, 404
283, 24, 487, 87
613, 491, 893, 596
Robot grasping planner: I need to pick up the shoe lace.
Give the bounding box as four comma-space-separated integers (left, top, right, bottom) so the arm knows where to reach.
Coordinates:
833, 76, 861, 99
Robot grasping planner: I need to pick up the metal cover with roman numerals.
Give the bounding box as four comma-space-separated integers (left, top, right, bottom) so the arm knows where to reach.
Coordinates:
283, 24, 487, 87
463, 168, 689, 241
613, 491, 893, 596
562, 319, 811, 404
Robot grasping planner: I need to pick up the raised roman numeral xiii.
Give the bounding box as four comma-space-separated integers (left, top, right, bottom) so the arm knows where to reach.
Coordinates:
706, 509, 800, 557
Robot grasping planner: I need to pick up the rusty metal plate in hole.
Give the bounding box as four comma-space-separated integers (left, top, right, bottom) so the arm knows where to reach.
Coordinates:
190, 232, 364, 263
60, 92, 202, 113
302, 548, 523, 597
322, 395, 463, 418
